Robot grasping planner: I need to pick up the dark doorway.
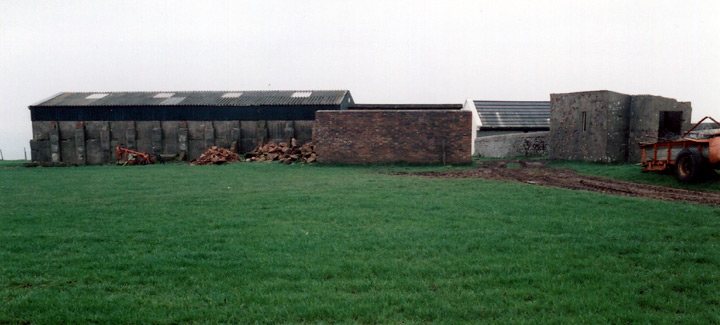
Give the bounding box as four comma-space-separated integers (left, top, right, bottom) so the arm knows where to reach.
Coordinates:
658, 111, 683, 139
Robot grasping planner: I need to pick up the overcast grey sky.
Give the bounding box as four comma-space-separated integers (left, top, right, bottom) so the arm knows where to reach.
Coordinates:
1, 0, 718, 159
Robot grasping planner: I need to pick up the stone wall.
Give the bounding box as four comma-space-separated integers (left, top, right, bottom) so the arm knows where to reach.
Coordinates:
313, 110, 472, 164
30, 120, 313, 164
475, 132, 548, 158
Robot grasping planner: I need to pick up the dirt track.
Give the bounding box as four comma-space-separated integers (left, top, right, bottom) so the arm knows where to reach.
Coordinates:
396, 160, 720, 206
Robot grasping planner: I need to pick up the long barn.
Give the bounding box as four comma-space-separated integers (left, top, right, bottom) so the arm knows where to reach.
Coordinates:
29, 90, 353, 164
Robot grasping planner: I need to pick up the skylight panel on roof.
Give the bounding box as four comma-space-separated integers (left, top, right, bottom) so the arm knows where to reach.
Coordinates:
154, 93, 175, 98
221, 92, 243, 98
86, 93, 108, 99
291, 91, 312, 98
160, 97, 186, 105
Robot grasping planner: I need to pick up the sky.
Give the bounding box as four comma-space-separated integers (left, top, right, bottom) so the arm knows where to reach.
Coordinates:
1, 0, 719, 159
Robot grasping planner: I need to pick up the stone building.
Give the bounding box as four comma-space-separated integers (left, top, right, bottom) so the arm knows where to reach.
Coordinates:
549, 90, 692, 163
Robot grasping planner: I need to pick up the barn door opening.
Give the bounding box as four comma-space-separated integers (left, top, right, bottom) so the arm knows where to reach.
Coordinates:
658, 111, 682, 139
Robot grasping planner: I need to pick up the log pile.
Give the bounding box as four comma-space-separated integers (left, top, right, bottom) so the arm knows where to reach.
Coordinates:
244, 139, 317, 164
190, 146, 241, 165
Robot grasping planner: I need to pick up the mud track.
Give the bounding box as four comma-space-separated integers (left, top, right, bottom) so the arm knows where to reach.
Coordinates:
395, 160, 720, 206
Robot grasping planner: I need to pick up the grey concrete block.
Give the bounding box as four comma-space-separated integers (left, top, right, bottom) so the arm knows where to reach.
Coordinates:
30, 139, 49, 162
75, 124, 86, 164
294, 120, 313, 143
161, 121, 179, 155
86, 139, 104, 165
187, 121, 207, 140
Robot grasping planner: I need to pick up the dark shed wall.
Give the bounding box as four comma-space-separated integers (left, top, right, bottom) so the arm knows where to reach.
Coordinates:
30, 105, 340, 121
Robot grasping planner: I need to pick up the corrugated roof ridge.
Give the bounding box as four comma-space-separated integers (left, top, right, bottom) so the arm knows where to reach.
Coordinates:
58, 89, 349, 94
474, 100, 550, 102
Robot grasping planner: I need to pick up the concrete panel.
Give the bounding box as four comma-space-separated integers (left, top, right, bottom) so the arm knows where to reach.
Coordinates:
188, 139, 207, 160
204, 123, 215, 149
32, 121, 53, 141
267, 120, 292, 144
126, 122, 136, 150
30, 139, 49, 162
58, 121, 77, 141
294, 120, 313, 145
75, 124, 86, 164
178, 122, 189, 157
187, 121, 207, 140
84, 121, 109, 140
151, 127, 162, 154
241, 121, 259, 152
136, 121, 159, 154
49, 122, 60, 162
110, 121, 128, 146
161, 121, 179, 154
60, 139, 78, 164
475, 132, 548, 158
86, 139, 104, 165
213, 121, 238, 149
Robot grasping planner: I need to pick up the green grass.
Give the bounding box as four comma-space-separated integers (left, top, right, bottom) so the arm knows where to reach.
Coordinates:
549, 160, 720, 192
1, 161, 720, 323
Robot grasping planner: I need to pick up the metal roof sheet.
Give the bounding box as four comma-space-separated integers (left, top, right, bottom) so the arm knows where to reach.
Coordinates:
348, 104, 462, 110
33, 90, 351, 107
474, 100, 550, 129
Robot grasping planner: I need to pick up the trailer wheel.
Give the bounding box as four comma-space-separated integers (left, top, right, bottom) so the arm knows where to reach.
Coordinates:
675, 148, 705, 183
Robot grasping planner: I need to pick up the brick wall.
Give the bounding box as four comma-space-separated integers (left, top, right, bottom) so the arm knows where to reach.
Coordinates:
313, 110, 472, 164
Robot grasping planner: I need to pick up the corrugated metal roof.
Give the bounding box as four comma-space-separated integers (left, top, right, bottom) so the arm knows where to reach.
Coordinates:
474, 100, 550, 129
33, 90, 351, 107
348, 104, 462, 110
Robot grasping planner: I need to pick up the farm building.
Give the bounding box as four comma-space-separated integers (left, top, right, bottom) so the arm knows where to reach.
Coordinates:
29, 90, 353, 164
549, 90, 692, 163
472, 100, 550, 136
464, 99, 550, 158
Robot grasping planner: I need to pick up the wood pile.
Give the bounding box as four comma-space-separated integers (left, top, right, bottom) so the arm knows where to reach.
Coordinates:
190, 146, 241, 165
244, 139, 317, 164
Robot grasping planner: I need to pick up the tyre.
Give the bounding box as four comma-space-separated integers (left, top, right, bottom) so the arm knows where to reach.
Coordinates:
674, 148, 705, 183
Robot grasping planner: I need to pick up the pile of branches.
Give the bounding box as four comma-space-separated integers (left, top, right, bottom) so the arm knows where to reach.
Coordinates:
244, 139, 317, 164
190, 146, 241, 165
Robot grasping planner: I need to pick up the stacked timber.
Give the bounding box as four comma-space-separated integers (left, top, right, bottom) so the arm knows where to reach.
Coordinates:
190, 146, 241, 165
244, 139, 317, 164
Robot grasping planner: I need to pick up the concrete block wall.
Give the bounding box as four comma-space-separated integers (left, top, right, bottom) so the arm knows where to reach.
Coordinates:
30, 120, 313, 164
549, 90, 691, 163
475, 132, 548, 158
627, 96, 692, 162
549, 91, 631, 162
313, 110, 472, 164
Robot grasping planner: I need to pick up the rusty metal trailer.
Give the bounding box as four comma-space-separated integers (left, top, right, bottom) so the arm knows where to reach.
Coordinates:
640, 116, 720, 183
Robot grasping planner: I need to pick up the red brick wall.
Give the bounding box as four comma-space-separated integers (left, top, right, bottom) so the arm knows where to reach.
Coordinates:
313, 110, 472, 164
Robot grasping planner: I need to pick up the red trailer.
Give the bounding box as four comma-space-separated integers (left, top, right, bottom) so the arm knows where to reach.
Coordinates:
640, 116, 720, 183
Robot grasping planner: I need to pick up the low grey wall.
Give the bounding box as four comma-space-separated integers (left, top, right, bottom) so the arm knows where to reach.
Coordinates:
475, 132, 548, 158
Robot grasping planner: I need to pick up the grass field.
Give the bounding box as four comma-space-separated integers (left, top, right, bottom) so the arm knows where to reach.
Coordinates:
1, 160, 719, 323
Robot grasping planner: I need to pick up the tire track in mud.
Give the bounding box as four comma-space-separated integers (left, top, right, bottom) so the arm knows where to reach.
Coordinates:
392, 161, 720, 206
